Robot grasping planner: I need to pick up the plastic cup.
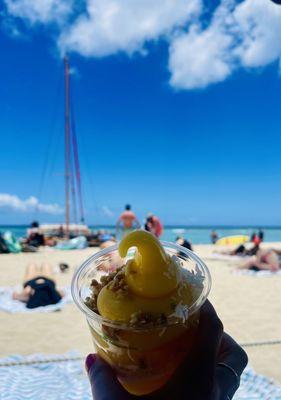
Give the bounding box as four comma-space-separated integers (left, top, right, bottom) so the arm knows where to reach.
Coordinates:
72, 241, 211, 396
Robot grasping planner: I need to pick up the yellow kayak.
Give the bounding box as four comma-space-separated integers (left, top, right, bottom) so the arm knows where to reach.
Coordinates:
216, 235, 249, 246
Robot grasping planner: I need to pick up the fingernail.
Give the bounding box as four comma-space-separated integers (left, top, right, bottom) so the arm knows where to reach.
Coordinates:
85, 354, 97, 373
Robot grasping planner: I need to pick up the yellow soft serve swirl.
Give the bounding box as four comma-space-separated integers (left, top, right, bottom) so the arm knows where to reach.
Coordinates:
120, 230, 180, 298
97, 230, 192, 323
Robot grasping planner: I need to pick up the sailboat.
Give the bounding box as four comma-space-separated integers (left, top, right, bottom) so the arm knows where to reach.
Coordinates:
40, 57, 90, 239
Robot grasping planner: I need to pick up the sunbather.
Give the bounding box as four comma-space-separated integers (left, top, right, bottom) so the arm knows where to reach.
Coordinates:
240, 249, 280, 272
12, 263, 64, 309
232, 243, 260, 256
217, 243, 260, 257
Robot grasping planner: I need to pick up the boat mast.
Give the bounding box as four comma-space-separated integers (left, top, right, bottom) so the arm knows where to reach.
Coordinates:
70, 102, 85, 223
64, 56, 70, 238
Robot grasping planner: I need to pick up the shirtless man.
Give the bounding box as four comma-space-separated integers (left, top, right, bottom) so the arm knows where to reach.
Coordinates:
116, 204, 140, 237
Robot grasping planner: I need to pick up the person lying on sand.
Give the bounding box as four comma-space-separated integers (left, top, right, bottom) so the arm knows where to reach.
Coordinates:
217, 243, 260, 257
239, 249, 280, 272
12, 263, 64, 309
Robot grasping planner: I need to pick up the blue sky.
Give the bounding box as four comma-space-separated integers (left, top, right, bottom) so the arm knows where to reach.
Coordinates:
1, 0, 281, 226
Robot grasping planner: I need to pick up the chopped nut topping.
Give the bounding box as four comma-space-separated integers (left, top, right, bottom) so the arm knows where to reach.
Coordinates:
128, 311, 167, 327
85, 266, 129, 312
85, 266, 169, 328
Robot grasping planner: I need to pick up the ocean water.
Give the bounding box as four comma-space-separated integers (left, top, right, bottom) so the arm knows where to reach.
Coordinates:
1, 225, 281, 244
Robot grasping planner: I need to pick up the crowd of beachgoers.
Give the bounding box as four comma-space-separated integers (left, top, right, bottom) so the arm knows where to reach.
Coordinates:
0, 205, 163, 253
1, 205, 281, 276
0, 204, 267, 252
1, 205, 281, 313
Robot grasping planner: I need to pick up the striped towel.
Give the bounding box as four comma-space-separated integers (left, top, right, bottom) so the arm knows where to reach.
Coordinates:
234, 366, 281, 399
0, 286, 73, 313
0, 352, 280, 400
0, 352, 91, 400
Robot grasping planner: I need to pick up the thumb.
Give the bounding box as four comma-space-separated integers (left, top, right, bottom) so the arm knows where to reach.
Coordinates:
85, 354, 133, 400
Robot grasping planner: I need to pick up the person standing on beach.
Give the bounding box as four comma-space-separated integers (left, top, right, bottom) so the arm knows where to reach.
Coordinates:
116, 205, 140, 237
210, 230, 218, 244
258, 229, 264, 242
144, 213, 163, 238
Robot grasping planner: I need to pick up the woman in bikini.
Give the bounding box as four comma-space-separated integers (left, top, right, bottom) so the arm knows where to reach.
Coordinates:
240, 249, 280, 272
13, 263, 64, 309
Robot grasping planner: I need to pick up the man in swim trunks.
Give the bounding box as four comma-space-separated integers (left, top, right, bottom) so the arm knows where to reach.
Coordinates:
116, 204, 140, 238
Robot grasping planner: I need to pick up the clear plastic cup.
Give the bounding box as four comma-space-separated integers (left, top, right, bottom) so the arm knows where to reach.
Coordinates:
72, 241, 211, 396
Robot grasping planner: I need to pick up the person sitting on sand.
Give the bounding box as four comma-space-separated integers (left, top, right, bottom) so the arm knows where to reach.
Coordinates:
176, 236, 193, 251
239, 249, 280, 272
26, 221, 45, 247
12, 263, 64, 309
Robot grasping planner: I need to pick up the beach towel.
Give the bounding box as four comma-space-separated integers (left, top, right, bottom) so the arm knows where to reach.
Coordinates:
55, 236, 88, 250
233, 269, 281, 277
234, 366, 281, 399
0, 286, 72, 313
0, 352, 91, 400
0, 353, 280, 400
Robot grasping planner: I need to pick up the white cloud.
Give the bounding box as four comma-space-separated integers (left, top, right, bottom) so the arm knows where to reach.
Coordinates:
233, 0, 281, 68
101, 205, 114, 218
169, 1, 234, 89
3, 0, 281, 90
58, 0, 202, 57
0, 193, 64, 215
168, 0, 281, 89
4, 0, 73, 25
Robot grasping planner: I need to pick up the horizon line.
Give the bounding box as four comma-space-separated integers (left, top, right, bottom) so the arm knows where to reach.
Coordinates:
0, 224, 280, 229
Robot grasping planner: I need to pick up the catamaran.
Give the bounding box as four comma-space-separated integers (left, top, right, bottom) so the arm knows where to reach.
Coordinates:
40, 57, 89, 239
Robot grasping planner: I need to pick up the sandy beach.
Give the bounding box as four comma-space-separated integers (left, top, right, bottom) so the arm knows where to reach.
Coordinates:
0, 243, 281, 384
